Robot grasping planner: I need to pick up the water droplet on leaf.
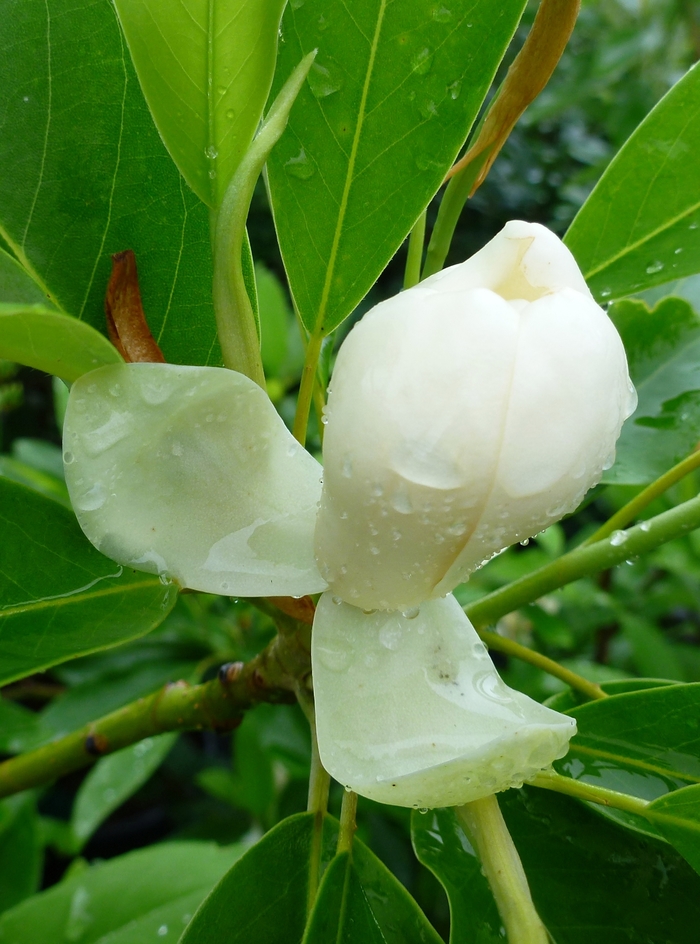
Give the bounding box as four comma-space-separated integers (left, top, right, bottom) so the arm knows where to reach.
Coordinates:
285, 148, 315, 179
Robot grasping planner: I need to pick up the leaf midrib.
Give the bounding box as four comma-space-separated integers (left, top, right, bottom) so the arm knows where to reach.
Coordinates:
312, 0, 388, 337
1, 576, 166, 619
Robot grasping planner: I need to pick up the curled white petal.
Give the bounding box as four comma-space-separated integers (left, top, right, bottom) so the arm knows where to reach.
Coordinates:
315, 221, 635, 611
63, 364, 327, 597
312, 592, 576, 809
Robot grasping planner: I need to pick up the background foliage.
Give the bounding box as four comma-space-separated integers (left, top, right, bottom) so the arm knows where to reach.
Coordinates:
1, 0, 700, 941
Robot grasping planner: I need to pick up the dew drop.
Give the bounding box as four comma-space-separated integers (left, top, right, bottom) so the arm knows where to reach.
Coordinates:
331, 595, 343, 605
308, 60, 343, 98
63, 451, 74, 465
157, 925, 168, 937
208, 169, 216, 179
675, 247, 684, 254
412, 48, 433, 75
318, 14, 328, 30
391, 488, 413, 514
609, 529, 628, 546
432, 6, 452, 21
76, 481, 106, 512
447, 79, 462, 100
690, 222, 699, 230
226, 108, 235, 120
370, 483, 384, 497
402, 605, 420, 620
519, 537, 530, 546
639, 520, 651, 532
645, 260, 664, 274
285, 148, 315, 180
599, 288, 611, 298
205, 145, 218, 160
369, 545, 380, 555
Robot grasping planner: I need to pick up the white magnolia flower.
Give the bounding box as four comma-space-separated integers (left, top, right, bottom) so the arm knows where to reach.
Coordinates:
63, 221, 635, 809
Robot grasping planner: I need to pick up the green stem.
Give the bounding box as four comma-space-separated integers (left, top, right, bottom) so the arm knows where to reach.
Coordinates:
337, 789, 358, 856
422, 149, 490, 279
531, 769, 650, 816
456, 795, 548, 944
306, 709, 331, 915
477, 628, 606, 701
294, 331, 324, 445
584, 448, 700, 546
465, 491, 700, 630
213, 51, 316, 384
404, 210, 427, 289
0, 625, 312, 799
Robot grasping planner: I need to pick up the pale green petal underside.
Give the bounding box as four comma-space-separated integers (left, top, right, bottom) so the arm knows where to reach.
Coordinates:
64, 364, 326, 597
312, 593, 575, 809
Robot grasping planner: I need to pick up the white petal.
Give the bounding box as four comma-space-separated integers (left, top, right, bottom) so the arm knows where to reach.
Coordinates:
64, 364, 327, 597
435, 288, 635, 592
314, 287, 520, 611
312, 592, 576, 809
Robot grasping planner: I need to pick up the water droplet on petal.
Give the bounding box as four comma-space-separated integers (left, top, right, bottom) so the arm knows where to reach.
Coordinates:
402, 606, 420, 620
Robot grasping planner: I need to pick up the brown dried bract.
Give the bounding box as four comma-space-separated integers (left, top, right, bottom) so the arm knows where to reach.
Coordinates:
105, 250, 166, 363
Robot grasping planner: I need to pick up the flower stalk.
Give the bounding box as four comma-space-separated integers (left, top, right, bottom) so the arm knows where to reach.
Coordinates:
456, 795, 549, 944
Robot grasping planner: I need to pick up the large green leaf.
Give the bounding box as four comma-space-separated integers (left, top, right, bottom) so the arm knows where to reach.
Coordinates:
0, 797, 41, 915
180, 812, 336, 944
113, 0, 287, 208
411, 808, 503, 944
554, 683, 700, 839
0, 478, 178, 686
0, 841, 244, 943
267, 0, 527, 335
70, 733, 177, 849
648, 784, 700, 875
0, 304, 122, 383
0, 0, 218, 365
501, 787, 700, 944
0, 248, 51, 306
603, 296, 700, 484
303, 838, 443, 944
566, 62, 700, 301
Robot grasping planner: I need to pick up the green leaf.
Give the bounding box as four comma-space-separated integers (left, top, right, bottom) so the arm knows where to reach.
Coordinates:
0, 248, 51, 306
544, 677, 678, 713
113, 0, 287, 209
256, 263, 291, 378
70, 733, 177, 849
0, 478, 178, 686
180, 812, 336, 944
0, 701, 38, 756
0, 304, 122, 383
604, 296, 700, 484
0, 455, 71, 508
0, 841, 244, 943
0, 0, 219, 366
566, 62, 700, 301
647, 784, 700, 875
411, 807, 503, 944
0, 796, 42, 915
267, 0, 527, 335
555, 683, 700, 840
501, 787, 700, 944
303, 838, 443, 944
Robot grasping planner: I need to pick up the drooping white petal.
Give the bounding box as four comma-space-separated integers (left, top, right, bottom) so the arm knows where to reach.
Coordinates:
63, 364, 327, 597
312, 592, 576, 809
315, 221, 635, 611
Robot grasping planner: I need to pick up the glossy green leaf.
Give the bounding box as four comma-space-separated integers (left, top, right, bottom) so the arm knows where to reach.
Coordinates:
566, 62, 700, 301
0, 702, 37, 756
604, 296, 700, 484
501, 787, 700, 944
256, 263, 291, 378
648, 784, 700, 875
411, 808, 503, 944
0, 455, 70, 508
71, 733, 177, 849
0, 304, 122, 383
555, 683, 700, 839
0, 796, 41, 915
544, 678, 677, 713
0, 0, 219, 365
113, 0, 286, 208
0, 841, 244, 943
181, 812, 336, 944
267, 0, 527, 335
303, 838, 443, 944
0, 248, 50, 306
0, 478, 178, 686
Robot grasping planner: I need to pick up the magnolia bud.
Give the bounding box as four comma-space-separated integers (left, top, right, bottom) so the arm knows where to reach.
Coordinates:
315, 221, 636, 611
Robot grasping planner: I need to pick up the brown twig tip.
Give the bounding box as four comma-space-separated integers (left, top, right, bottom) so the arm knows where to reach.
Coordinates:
218, 661, 245, 686
85, 732, 110, 756
268, 596, 316, 626
105, 249, 167, 364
